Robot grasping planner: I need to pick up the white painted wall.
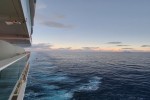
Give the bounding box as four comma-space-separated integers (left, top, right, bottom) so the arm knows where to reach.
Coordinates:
0, 40, 25, 60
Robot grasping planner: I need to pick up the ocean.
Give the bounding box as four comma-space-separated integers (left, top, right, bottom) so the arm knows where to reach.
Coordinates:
25, 51, 150, 100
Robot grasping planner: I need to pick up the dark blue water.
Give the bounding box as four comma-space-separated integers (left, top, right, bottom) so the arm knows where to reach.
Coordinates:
25, 51, 150, 100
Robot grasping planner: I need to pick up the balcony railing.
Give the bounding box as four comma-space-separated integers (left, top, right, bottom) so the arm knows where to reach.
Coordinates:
0, 53, 30, 100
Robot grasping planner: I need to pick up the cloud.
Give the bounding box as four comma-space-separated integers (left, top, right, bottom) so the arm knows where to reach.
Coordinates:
57, 47, 72, 50
41, 21, 73, 29
141, 45, 150, 47
35, 13, 73, 29
82, 47, 100, 50
26, 43, 74, 51
117, 45, 129, 46
107, 42, 122, 44
122, 48, 133, 50
26, 43, 53, 51
32, 43, 52, 48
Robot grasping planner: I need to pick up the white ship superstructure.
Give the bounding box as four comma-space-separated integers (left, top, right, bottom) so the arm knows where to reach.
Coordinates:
0, 0, 36, 100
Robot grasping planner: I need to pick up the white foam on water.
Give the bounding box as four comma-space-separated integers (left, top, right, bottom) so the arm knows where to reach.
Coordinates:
42, 85, 59, 90
38, 74, 102, 99
78, 76, 102, 91
48, 76, 69, 82
46, 65, 58, 69
42, 90, 73, 100
47, 73, 80, 83
63, 92, 73, 98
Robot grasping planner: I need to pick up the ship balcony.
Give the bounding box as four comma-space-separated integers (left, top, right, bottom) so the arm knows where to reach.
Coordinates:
0, 53, 30, 100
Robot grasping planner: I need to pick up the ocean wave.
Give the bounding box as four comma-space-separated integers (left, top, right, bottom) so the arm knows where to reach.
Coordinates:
25, 52, 150, 100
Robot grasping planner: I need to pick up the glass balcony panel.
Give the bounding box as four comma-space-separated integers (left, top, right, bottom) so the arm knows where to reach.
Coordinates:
0, 56, 28, 100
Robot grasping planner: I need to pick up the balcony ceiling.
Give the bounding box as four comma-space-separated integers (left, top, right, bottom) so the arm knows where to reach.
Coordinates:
0, 0, 31, 47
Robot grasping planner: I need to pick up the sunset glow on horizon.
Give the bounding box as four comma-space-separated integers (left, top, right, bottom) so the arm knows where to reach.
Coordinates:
30, 43, 150, 52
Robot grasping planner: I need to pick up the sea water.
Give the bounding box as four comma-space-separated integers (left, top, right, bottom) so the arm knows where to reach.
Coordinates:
25, 51, 150, 100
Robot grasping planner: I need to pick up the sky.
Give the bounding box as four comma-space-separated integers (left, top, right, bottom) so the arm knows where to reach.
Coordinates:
32, 0, 150, 52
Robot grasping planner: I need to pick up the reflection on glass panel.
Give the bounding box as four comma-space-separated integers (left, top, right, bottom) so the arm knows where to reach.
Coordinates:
0, 56, 28, 100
